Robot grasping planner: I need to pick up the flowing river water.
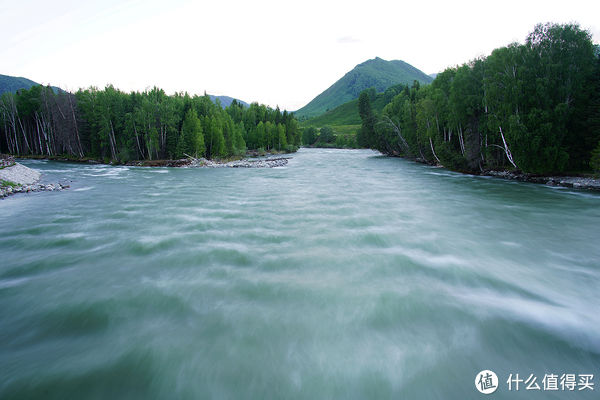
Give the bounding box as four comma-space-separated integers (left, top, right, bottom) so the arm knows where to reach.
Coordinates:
1, 148, 599, 399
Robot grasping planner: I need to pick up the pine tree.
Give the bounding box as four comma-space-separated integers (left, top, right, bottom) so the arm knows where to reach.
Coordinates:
357, 90, 376, 148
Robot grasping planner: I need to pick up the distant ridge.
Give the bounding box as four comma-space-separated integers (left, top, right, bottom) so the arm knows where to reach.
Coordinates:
208, 95, 249, 108
1, 74, 249, 109
0, 74, 62, 95
295, 57, 432, 119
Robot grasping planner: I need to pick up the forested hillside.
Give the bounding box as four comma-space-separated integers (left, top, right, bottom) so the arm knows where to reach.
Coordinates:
295, 57, 432, 119
357, 23, 600, 174
0, 86, 299, 161
302, 84, 411, 127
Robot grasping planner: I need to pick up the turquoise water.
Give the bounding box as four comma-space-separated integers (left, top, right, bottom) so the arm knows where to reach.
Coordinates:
1, 148, 599, 399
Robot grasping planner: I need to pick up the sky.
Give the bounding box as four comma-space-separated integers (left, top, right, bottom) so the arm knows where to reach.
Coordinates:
1, 0, 599, 111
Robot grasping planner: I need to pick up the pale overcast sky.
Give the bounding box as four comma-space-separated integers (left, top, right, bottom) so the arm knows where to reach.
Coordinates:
1, 0, 599, 110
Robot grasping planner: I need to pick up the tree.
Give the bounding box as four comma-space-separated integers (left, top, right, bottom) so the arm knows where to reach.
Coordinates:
276, 123, 287, 150
357, 90, 376, 147
318, 126, 335, 144
179, 108, 205, 158
206, 115, 225, 158
233, 122, 246, 155
302, 127, 317, 145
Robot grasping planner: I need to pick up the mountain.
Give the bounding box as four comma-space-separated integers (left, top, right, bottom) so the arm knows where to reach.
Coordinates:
2, 75, 247, 109
208, 95, 249, 108
302, 83, 412, 131
0, 74, 43, 95
295, 57, 432, 119
0, 74, 63, 95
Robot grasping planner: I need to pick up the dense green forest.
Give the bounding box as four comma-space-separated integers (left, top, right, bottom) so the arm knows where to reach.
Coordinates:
0, 86, 300, 162
357, 23, 600, 174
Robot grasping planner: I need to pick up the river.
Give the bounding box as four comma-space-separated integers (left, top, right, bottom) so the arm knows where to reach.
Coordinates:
1, 148, 599, 399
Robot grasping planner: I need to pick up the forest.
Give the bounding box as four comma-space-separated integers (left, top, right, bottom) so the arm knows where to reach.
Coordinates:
0, 85, 300, 162
357, 23, 600, 174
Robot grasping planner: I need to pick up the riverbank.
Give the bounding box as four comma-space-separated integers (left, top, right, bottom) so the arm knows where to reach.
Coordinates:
1, 154, 288, 199
0, 155, 69, 199
483, 170, 600, 191
395, 153, 600, 191
125, 156, 290, 168
16, 152, 291, 168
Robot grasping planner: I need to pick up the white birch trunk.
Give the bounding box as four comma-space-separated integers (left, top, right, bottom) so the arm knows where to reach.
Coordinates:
499, 126, 517, 168
429, 137, 441, 164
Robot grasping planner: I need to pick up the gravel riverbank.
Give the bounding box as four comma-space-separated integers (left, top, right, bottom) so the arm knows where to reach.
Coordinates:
0, 161, 68, 199
125, 156, 290, 168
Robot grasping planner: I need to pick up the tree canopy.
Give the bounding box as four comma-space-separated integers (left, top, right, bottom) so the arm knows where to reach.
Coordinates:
0, 86, 300, 161
358, 23, 600, 174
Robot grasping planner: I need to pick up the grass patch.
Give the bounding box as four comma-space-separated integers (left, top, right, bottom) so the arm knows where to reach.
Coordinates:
1, 180, 20, 188
331, 125, 360, 135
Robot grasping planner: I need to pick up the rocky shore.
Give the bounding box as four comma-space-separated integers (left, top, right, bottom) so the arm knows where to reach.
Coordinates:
1, 182, 69, 198
126, 156, 290, 168
0, 155, 69, 199
190, 157, 290, 168
405, 153, 600, 191
484, 170, 600, 191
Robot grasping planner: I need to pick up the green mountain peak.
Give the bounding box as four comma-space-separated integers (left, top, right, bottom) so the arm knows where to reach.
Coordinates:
295, 57, 432, 119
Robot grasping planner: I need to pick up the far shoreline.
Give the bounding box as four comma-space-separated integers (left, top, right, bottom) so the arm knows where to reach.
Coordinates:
13, 149, 293, 168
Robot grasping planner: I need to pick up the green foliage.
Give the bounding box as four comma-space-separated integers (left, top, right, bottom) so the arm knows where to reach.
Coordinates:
284, 144, 298, 153
302, 124, 359, 149
277, 123, 287, 150
300, 84, 411, 150
1, 85, 300, 161
295, 57, 433, 119
357, 23, 599, 175
331, 125, 361, 136
178, 108, 205, 158
205, 115, 225, 159
302, 126, 318, 145
303, 99, 362, 126
316, 126, 335, 144
1, 179, 19, 187
357, 90, 376, 148
301, 84, 404, 128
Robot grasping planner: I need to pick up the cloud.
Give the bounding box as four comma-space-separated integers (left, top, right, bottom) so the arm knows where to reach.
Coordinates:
337, 36, 360, 44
